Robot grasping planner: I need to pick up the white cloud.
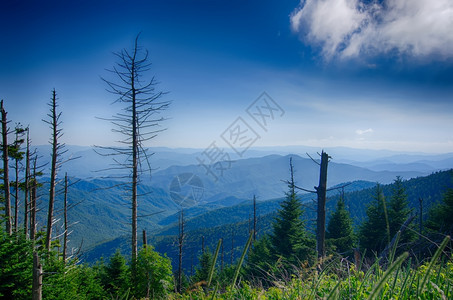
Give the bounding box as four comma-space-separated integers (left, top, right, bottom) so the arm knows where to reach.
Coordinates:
290, 0, 453, 60
356, 128, 373, 135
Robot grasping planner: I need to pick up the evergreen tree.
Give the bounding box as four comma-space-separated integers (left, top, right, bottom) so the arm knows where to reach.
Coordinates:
134, 245, 173, 299
0, 229, 32, 299
245, 234, 273, 283
359, 184, 389, 254
192, 247, 214, 283
388, 177, 414, 244
270, 158, 314, 267
426, 187, 453, 236
326, 196, 355, 255
101, 249, 129, 295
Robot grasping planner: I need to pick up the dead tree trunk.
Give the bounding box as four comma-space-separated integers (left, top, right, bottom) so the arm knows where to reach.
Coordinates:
1, 100, 12, 235
316, 151, 329, 258
177, 209, 184, 293
30, 157, 38, 241
221, 239, 224, 272
142, 229, 147, 247
131, 76, 138, 261
419, 197, 423, 236
253, 195, 257, 241
32, 251, 42, 300
62, 173, 68, 262
24, 129, 30, 237
14, 143, 19, 233
231, 230, 234, 264
45, 89, 61, 251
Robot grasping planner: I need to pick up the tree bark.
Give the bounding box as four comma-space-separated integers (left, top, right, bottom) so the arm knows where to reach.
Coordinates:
24, 129, 30, 237
253, 195, 257, 241
30, 153, 38, 241
45, 89, 58, 251
316, 151, 329, 258
177, 209, 184, 293
131, 47, 138, 263
1, 100, 12, 235
32, 252, 42, 300
63, 173, 68, 262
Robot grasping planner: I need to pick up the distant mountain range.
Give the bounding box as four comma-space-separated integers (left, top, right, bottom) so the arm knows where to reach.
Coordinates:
81, 169, 453, 272
34, 145, 453, 180
27, 145, 453, 259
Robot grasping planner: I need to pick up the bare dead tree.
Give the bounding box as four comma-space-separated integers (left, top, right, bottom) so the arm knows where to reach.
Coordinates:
1, 100, 12, 235
62, 173, 68, 261
96, 34, 170, 263
23, 128, 30, 237
231, 230, 234, 265
30, 156, 40, 241
11, 124, 26, 233
32, 251, 42, 300
43, 89, 67, 251
221, 238, 224, 272
142, 229, 147, 246
177, 209, 185, 293
253, 195, 257, 241
315, 151, 329, 258
285, 151, 334, 258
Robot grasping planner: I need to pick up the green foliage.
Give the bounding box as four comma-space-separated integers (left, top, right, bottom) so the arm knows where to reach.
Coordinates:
172, 240, 453, 299
360, 179, 416, 256
42, 252, 107, 300
388, 177, 415, 246
101, 249, 129, 295
359, 184, 390, 254
427, 187, 453, 236
245, 234, 273, 283
326, 196, 355, 255
0, 229, 32, 299
192, 247, 214, 283
270, 169, 315, 268
133, 245, 174, 299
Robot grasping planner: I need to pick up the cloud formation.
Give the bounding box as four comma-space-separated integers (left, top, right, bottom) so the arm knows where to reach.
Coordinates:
356, 128, 373, 135
290, 0, 453, 60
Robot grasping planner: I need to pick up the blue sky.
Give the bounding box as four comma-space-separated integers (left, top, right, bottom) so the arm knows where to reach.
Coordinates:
1, 0, 452, 153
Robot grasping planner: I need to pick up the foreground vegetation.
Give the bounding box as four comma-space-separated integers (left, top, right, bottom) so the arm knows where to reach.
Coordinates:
177, 238, 452, 299
1, 225, 451, 299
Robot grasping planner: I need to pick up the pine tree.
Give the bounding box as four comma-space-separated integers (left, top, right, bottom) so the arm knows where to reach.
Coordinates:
101, 249, 129, 295
359, 184, 389, 254
388, 176, 414, 244
192, 247, 214, 283
326, 196, 354, 255
426, 187, 453, 236
245, 234, 273, 283
270, 158, 314, 266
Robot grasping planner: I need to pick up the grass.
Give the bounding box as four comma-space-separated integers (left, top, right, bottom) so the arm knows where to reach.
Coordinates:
169, 236, 452, 299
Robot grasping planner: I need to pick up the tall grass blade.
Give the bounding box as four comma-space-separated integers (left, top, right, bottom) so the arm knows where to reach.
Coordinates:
388, 231, 401, 265
209, 283, 219, 300
397, 258, 413, 299
326, 280, 341, 300
231, 230, 254, 288
367, 252, 408, 300
381, 192, 391, 244
207, 239, 222, 287
418, 235, 450, 295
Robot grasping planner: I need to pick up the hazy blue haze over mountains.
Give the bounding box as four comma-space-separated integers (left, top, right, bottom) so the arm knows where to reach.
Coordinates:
29, 145, 453, 260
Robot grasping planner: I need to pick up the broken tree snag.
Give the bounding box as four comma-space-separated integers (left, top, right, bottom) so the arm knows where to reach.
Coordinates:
32, 251, 42, 300
316, 151, 329, 258
1, 100, 12, 235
